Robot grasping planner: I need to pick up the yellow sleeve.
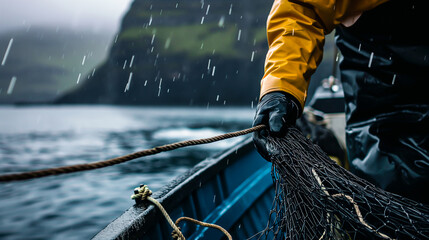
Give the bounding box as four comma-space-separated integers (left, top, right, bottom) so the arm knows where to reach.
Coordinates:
260, 0, 389, 109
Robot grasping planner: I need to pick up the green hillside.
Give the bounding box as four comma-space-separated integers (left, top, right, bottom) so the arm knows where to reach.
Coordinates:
0, 28, 111, 104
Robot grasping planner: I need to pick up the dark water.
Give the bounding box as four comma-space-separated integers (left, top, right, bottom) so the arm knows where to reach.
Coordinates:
0, 106, 254, 240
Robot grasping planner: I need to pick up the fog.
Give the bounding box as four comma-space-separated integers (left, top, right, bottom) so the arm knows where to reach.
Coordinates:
0, 0, 133, 33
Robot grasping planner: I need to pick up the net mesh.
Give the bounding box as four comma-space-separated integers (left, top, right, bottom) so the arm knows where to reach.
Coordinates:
256, 127, 429, 240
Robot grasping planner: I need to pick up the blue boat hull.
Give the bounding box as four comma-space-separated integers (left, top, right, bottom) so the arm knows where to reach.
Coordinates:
93, 137, 274, 239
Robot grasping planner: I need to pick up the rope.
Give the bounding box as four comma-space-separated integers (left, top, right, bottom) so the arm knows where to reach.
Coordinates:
311, 168, 393, 240
131, 185, 186, 240
0, 125, 265, 182
131, 185, 233, 240
173, 217, 232, 240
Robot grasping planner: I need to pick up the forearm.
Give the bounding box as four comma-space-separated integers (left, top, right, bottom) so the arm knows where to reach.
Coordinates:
260, 0, 389, 110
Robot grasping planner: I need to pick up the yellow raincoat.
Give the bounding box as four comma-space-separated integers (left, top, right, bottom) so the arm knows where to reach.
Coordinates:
260, 0, 389, 110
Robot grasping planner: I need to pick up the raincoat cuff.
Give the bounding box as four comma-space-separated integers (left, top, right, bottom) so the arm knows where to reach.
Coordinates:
260, 76, 306, 112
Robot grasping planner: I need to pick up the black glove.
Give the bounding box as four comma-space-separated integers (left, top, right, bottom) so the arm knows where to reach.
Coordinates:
252, 92, 301, 161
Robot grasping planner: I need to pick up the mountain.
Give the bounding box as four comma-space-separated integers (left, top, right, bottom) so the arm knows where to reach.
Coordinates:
56, 0, 335, 106
0, 28, 111, 104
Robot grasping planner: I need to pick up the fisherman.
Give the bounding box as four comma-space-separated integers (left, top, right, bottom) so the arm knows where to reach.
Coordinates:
253, 0, 429, 204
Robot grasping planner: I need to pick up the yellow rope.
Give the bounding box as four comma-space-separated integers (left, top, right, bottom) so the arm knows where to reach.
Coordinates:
131, 185, 233, 240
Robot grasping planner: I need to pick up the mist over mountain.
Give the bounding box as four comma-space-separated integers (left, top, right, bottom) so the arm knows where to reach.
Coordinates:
56, 0, 269, 106
56, 0, 336, 107
0, 28, 112, 104
1, 0, 335, 106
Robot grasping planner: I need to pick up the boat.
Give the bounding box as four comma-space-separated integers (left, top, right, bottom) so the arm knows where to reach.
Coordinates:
93, 78, 346, 240
93, 137, 274, 239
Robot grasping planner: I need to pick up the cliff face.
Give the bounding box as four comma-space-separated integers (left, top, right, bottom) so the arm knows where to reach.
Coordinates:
56, 0, 272, 106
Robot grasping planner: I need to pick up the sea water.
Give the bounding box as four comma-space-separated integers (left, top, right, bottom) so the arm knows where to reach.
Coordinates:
0, 105, 254, 240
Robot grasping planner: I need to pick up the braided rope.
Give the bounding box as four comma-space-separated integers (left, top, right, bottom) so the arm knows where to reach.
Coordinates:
0, 125, 265, 182
131, 185, 186, 240
173, 217, 233, 240
131, 185, 233, 240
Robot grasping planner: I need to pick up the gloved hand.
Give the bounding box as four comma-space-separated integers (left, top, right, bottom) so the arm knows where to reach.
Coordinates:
252, 92, 301, 161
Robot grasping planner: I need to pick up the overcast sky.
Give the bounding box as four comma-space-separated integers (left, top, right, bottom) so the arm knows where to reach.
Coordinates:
0, 0, 133, 33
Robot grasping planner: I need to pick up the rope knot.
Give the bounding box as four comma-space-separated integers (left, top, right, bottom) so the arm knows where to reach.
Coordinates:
171, 226, 183, 240
131, 184, 152, 203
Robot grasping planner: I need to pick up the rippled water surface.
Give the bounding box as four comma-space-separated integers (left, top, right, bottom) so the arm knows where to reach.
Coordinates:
0, 105, 254, 240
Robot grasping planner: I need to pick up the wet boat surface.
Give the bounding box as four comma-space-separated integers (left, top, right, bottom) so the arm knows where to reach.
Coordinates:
93, 137, 273, 239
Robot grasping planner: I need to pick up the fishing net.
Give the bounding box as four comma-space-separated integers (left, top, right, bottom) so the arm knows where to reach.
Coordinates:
256, 127, 429, 240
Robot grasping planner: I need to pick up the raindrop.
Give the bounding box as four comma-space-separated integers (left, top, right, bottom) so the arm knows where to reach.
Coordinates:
358, 43, 362, 51
206, 4, 210, 15
91, 68, 96, 76
250, 51, 255, 62
216, 95, 220, 101
229, 4, 233, 15
218, 16, 225, 27
6, 76, 16, 94
76, 73, 81, 84
211, 66, 216, 76
114, 34, 119, 43
148, 15, 153, 26
200, 43, 204, 49
292, 28, 295, 35
159, 9, 163, 15
223, 100, 226, 105
158, 78, 163, 96
151, 33, 156, 45
237, 29, 241, 41
164, 37, 171, 49
213, 195, 216, 203
176, 3, 179, 8
124, 72, 133, 92
154, 53, 159, 66
201, 16, 205, 24
251, 101, 254, 109
144, 80, 148, 86
201, 74, 204, 79
368, 52, 374, 68
392, 74, 396, 85
123, 60, 128, 69
1, 38, 13, 66
81, 55, 86, 66
207, 59, 211, 70
129, 55, 135, 68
